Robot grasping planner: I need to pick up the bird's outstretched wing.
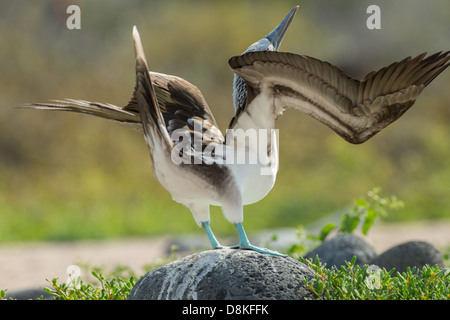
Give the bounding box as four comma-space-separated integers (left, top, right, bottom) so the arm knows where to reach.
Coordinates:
21, 27, 224, 162
229, 51, 450, 143
132, 26, 225, 161
21, 70, 222, 145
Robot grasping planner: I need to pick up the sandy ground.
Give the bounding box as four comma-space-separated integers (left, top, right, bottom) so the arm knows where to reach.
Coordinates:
1, 219, 449, 295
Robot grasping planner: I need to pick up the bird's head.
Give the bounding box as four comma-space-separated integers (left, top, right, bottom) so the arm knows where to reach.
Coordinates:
244, 5, 298, 53
233, 6, 298, 112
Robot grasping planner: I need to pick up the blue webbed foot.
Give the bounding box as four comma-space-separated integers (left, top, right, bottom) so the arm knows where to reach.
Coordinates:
234, 223, 287, 257
202, 221, 237, 250
202, 221, 286, 257
238, 242, 287, 257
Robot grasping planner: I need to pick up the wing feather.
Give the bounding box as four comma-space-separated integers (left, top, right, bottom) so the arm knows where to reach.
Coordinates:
229, 51, 449, 143
22, 27, 224, 161
132, 27, 224, 163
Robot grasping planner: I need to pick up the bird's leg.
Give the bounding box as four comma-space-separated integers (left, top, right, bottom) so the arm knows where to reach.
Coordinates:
234, 222, 286, 257
201, 221, 233, 250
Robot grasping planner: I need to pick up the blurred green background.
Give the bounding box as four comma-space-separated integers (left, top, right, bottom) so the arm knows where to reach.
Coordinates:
0, 0, 449, 243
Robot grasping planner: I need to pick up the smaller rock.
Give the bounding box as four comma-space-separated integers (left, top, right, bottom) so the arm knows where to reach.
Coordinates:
5, 288, 52, 300
128, 249, 316, 300
304, 234, 377, 268
369, 241, 445, 274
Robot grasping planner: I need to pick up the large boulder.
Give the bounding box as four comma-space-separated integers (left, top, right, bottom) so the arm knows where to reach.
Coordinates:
128, 249, 316, 300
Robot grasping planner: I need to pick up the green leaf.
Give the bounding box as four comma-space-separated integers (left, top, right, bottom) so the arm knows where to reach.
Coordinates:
319, 223, 336, 241
362, 208, 377, 235
354, 198, 368, 208
340, 213, 359, 233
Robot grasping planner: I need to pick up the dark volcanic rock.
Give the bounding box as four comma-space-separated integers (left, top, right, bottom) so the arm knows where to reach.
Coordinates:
5, 288, 52, 300
128, 249, 316, 300
369, 241, 445, 273
304, 234, 378, 268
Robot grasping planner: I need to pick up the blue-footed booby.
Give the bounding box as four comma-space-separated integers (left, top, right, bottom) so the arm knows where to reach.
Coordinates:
23, 6, 449, 256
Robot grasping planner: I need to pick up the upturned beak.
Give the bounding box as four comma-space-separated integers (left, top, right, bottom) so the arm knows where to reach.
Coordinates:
265, 5, 299, 50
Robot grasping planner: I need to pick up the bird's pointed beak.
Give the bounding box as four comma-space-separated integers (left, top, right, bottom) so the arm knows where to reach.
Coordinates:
265, 6, 299, 50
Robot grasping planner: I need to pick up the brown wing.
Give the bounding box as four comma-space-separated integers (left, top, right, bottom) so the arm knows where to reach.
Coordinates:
229, 51, 449, 143
22, 28, 224, 160
20, 71, 221, 140
132, 27, 224, 161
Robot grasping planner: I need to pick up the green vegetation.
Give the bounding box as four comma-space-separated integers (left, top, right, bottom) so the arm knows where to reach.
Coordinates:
1, 190, 448, 301
285, 188, 405, 258
2, 258, 448, 300
303, 257, 450, 300
1, 265, 140, 301
44, 270, 136, 300
4, 257, 448, 301
320, 187, 405, 240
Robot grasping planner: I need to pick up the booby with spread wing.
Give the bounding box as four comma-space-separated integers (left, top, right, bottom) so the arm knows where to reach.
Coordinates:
23, 6, 449, 256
